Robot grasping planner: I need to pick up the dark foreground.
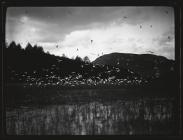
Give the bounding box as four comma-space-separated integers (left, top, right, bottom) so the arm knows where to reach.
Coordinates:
6, 87, 178, 135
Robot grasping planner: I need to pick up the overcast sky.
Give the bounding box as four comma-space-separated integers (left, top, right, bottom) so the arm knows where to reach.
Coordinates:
6, 7, 175, 61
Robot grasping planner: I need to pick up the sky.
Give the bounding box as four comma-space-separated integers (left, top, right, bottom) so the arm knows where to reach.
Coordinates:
6, 7, 175, 61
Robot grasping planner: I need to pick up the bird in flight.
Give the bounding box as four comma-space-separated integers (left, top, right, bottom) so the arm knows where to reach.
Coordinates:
67, 10, 72, 15
147, 51, 154, 54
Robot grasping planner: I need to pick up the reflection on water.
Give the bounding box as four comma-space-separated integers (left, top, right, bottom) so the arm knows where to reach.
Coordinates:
6, 90, 175, 135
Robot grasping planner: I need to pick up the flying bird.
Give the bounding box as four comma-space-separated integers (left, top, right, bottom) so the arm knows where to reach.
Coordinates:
25, 10, 28, 14
68, 10, 72, 14
147, 51, 154, 54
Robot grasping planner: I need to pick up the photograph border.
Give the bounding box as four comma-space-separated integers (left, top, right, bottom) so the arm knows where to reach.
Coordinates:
1, 0, 182, 139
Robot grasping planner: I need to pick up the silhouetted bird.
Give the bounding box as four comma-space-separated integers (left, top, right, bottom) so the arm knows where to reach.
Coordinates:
147, 51, 154, 54
68, 10, 72, 14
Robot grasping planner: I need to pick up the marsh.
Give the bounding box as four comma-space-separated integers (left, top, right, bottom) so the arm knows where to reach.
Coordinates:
6, 89, 176, 135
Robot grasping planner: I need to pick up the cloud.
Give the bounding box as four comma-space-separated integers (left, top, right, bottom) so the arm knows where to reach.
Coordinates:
53, 23, 149, 60
37, 42, 58, 52
6, 7, 175, 60
6, 15, 63, 46
150, 26, 175, 60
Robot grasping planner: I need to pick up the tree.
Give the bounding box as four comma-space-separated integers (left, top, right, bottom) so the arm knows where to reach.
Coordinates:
8, 41, 22, 52
33, 44, 38, 50
36, 46, 44, 53
62, 53, 67, 58
83, 56, 90, 63
46, 51, 50, 55
25, 43, 33, 51
32, 45, 44, 54
16, 44, 22, 50
75, 56, 83, 63
8, 41, 16, 49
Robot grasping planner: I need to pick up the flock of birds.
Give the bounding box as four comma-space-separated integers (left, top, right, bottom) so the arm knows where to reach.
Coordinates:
9, 64, 148, 88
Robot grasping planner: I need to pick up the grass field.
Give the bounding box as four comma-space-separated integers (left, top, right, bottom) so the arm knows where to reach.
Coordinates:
5, 88, 178, 135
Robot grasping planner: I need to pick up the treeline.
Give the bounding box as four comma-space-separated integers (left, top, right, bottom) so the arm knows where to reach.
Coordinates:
4, 41, 92, 82
5, 41, 142, 83
4, 41, 91, 72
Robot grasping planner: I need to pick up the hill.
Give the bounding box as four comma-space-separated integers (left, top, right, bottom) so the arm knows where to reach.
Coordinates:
93, 52, 175, 79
